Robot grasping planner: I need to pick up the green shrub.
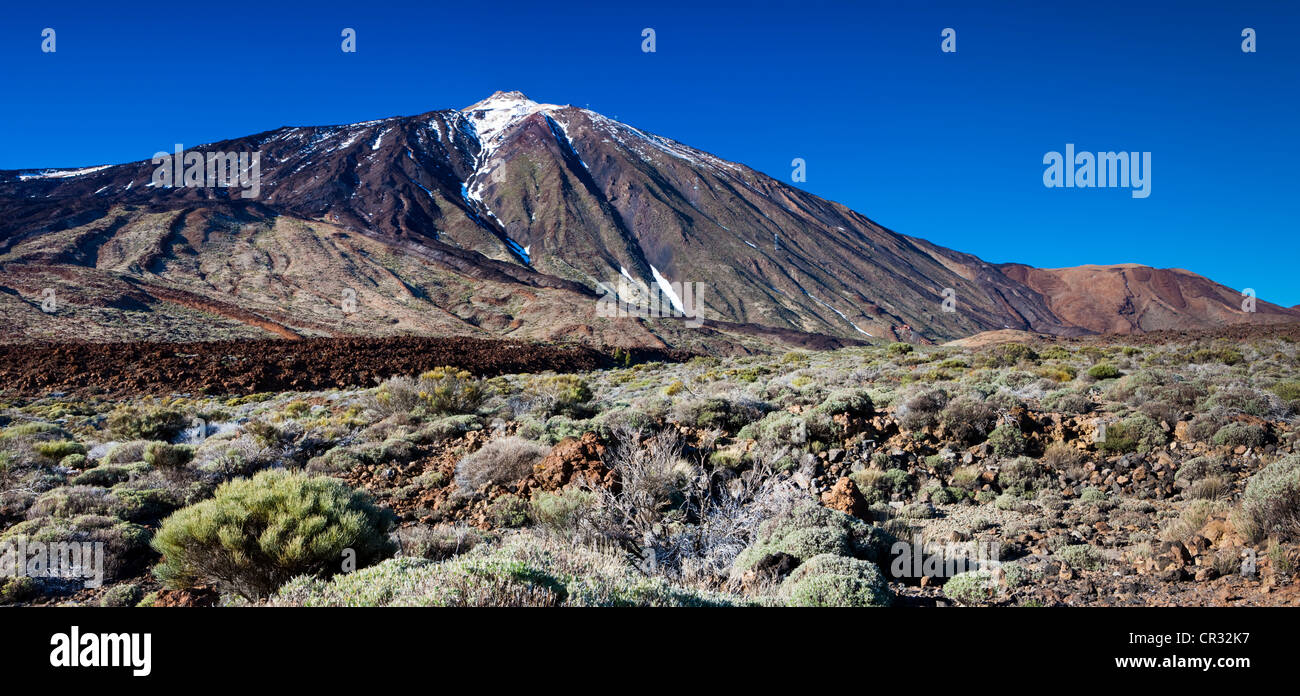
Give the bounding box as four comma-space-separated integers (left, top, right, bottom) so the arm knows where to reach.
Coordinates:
1212, 422, 1268, 449
733, 502, 890, 574
998, 457, 1048, 496
816, 389, 874, 419
1175, 456, 1226, 483
107, 405, 189, 442
72, 465, 132, 487
1188, 347, 1244, 366
529, 488, 595, 535
673, 397, 767, 432
35, 440, 85, 461
1057, 544, 1104, 570
489, 494, 530, 528
1043, 390, 1091, 414
1087, 363, 1121, 380
142, 442, 195, 470
887, 342, 914, 356
781, 554, 891, 607
1205, 386, 1269, 417
1238, 455, 1300, 542
1078, 486, 1108, 504
152, 470, 396, 600
1097, 415, 1166, 454
987, 424, 1026, 457
982, 343, 1039, 368
374, 367, 485, 418
271, 534, 746, 607
944, 569, 995, 605
99, 583, 143, 607
1271, 381, 1300, 402
1, 576, 39, 604
529, 374, 593, 417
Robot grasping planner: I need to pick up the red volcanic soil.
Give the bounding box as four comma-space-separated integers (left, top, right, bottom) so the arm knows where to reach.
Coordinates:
0, 337, 692, 398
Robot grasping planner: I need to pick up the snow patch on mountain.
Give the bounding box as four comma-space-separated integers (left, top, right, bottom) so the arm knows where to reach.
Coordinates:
18, 165, 111, 181
802, 289, 872, 337
650, 264, 686, 314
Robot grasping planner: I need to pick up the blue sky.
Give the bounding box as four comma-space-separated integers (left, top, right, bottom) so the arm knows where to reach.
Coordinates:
3, 0, 1297, 305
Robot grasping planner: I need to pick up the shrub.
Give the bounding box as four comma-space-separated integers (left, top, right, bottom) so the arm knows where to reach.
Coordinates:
107, 405, 188, 442
733, 502, 890, 574
271, 534, 746, 607
673, 396, 768, 432
26, 485, 120, 519
1271, 381, 1300, 402
1205, 386, 1269, 417
374, 367, 485, 418
1042, 389, 1091, 414
816, 389, 874, 419
1087, 363, 1121, 380
529, 488, 595, 536
1078, 487, 1108, 504
896, 389, 949, 432
887, 342, 914, 356
143, 442, 195, 470
2, 514, 152, 582
1, 576, 39, 604
1097, 415, 1166, 454
99, 583, 143, 608
1042, 441, 1082, 472
1188, 347, 1244, 366
1057, 544, 1104, 570
35, 440, 85, 461
939, 399, 997, 446
1035, 365, 1077, 383
1211, 422, 1268, 449
1186, 411, 1228, 442
982, 343, 1039, 368
453, 437, 549, 492
987, 424, 1025, 457
152, 470, 396, 600
489, 494, 530, 528
396, 525, 485, 560
738, 410, 834, 447
999, 457, 1048, 496
781, 553, 891, 607
102, 440, 152, 466
944, 569, 995, 605
1175, 455, 1226, 483
72, 465, 132, 487
528, 374, 593, 417
1238, 455, 1300, 542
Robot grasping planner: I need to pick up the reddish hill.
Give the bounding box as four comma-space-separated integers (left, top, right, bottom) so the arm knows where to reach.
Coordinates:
997, 263, 1300, 334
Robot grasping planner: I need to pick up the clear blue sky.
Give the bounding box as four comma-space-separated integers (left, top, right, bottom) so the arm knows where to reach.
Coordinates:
3, 0, 1297, 305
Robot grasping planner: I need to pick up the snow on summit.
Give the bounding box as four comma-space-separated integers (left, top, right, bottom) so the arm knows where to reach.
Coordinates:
460, 91, 565, 151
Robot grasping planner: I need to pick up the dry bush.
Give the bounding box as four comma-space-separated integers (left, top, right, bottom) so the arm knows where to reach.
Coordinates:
453, 436, 549, 492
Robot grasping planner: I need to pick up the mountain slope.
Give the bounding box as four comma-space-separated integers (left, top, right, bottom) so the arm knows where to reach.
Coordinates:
1, 91, 1293, 345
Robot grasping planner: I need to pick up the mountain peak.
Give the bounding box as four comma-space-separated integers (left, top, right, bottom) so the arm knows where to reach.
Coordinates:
460, 91, 565, 149
464, 90, 536, 111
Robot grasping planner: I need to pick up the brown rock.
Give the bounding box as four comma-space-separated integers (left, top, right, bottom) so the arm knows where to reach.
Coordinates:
528, 432, 611, 491
821, 477, 869, 519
